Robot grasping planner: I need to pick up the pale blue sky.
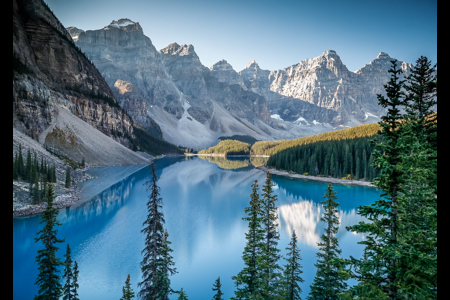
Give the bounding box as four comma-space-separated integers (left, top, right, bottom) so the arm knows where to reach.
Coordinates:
45, 0, 437, 72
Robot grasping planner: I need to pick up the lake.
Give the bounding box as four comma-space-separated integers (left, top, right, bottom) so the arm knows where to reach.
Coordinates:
13, 156, 382, 299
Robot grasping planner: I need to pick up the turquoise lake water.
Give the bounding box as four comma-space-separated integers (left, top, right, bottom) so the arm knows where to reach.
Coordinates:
13, 156, 382, 299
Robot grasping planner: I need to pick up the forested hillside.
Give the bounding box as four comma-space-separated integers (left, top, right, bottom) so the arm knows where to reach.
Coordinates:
251, 122, 381, 156
198, 140, 251, 155
266, 136, 382, 181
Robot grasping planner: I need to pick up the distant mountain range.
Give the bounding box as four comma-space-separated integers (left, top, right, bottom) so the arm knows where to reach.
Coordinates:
13, 0, 418, 167
68, 18, 414, 149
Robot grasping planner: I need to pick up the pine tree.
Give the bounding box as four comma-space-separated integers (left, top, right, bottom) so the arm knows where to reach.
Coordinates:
18, 144, 25, 178
329, 154, 335, 177
260, 172, 281, 298
63, 244, 74, 300
346, 59, 406, 300
156, 230, 177, 300
72, 261, 80, 300
212, 277, 224, 300
25, 148, 32, 181
65, 166, 71, 188
232, 179, 265, 299
139, 164, 176, 300
120, 274, 135, 300
32, 171, 40, 204
177, 288, 189, 300
14, 152, 19, 180
34, 183, 65, 300
307, 184, 347, 300
279, 230, 304, 300
393, 56, 437, 298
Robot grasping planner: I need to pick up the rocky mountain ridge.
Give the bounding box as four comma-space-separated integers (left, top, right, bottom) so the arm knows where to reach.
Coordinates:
211, 50, 413, 126
74, 21, 281, 149
68, 17, 427, 149
13, 0, 150, 165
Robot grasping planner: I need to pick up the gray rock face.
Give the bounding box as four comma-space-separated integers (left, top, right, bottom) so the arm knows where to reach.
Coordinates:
209, 59, 246, 89
68, 18, 419, 148
74, 23, 274, 149
13, 0, 145, 165
209, 50, 412, 126
266, 50, 411, 125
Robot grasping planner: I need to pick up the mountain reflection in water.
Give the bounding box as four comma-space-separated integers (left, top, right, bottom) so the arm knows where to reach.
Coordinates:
13, 156, 380, 300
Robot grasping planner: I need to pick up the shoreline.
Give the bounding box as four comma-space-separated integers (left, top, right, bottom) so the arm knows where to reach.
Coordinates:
13, 161, 157, 218
186, 153, 270, 158
257, 166, 376, 187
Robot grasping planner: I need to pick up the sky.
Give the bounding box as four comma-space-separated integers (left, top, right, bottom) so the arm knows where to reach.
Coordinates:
44, 0, 437, 72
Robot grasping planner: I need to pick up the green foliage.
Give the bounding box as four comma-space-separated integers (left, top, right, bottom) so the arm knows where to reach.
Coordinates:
279, 230, 304, 300
72, 261, 79, 300
198, 140, 251, 156
232, 180, 265, 299
307, 184, 348, 300
346, 57, 437, 299
139, 164, 177, 300
267, 136, 382, 181
219, 135, 259, 145
120, 274, 135, 300
65, 166, 71, 188
251, 123, 381, 156
259, 172, 282, 299
131, 125, 183, 156
212, 277, 224, 300
13, 145, 58, 203
62, 244, 74, 300
177, 288, 189, 300
34, 184, 65, 300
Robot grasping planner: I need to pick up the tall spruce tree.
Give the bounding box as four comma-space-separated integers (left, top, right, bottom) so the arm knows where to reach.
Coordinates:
260, 172, 281, 299
139, 164, 176, 300
65, 166, 71, 188
279, 230, 304, 300
25, 148, 32, 181
212, 277, 224, 300
121, 274, 135, 300
232, 179, 265, 299
18, 144, 25, 178
307, 184, 347, 300
177, 288, 189, 300
72, 261, 80, 300
346, 59, 406, 300
393, 56, 437, 298
156, 230, 177, 300
63, 244, 74, 300
34, 183, 65, 300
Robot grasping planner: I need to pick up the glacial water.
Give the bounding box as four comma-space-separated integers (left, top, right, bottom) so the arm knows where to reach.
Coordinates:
13, 156, 382, 299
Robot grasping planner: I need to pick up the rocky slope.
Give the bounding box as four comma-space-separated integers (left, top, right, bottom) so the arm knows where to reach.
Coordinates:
68, 17, 422, 149
73, 20, 277, 149
242, 50, 412, 125
13, 0, 149, 165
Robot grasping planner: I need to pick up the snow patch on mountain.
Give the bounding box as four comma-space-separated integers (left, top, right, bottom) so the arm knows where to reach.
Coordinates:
364, 112, 380, 120
271, 114, 283, 121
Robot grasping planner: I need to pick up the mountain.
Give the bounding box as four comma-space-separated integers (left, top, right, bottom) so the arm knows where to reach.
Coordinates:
71, 20, 344, 148
237, 50, 412, 126
74, 20, 278, 149
13, 0, 149, 165
68, 18, 420, 149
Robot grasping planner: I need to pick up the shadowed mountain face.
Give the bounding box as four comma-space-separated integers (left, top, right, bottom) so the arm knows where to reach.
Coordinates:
13, 1, 149, 165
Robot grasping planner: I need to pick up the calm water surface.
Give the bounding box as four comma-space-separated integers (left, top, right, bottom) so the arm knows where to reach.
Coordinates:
13, 156, 382, 299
